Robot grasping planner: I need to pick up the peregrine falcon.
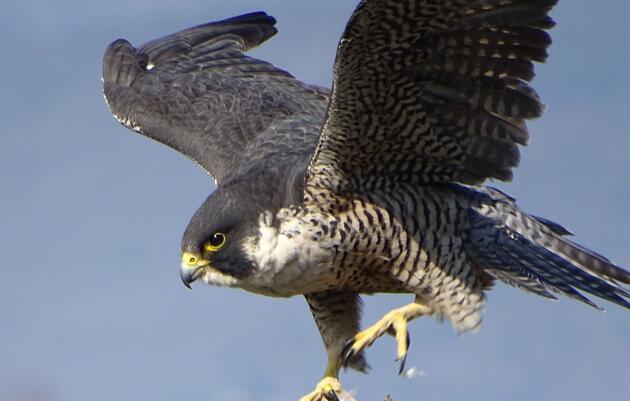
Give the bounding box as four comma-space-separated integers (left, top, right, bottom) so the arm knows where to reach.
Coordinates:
102, 1, 630, 400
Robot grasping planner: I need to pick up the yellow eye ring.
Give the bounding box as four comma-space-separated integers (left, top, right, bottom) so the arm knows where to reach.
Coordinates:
204, 232, 226, 252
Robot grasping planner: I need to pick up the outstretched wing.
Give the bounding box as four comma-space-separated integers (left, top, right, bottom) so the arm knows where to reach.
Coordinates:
307, 0, 557, 191
103, 12, 328, 185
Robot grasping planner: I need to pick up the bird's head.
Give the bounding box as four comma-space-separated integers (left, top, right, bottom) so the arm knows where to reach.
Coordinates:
179, 186, 260, 289
178, 162, 306, 290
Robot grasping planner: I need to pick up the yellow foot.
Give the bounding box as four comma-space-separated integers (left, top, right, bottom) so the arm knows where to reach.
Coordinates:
299, 376, 355, 401
341, 302, 431, 375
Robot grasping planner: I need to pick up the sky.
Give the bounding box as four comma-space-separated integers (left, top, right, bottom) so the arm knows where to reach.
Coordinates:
1, 1, 629, 401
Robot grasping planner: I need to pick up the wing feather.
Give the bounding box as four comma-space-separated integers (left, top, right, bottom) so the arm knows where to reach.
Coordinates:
307, 0, 558, 191
103, 12, 327, 184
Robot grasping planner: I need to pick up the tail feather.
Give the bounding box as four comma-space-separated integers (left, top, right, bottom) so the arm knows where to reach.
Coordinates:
550, 235, 630, 285
468, 218, 606, 309
485, 268, 558, 300
470, 230, 558, 299
505, 229, 629, 308
531, 214, 573, 235
465, 187, 630, 310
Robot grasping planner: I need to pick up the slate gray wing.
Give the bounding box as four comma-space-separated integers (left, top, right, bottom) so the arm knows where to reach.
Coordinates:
103, 12, 328, 185
307, 0, 557, 191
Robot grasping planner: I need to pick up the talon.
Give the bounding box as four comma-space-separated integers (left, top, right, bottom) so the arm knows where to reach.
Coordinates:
397, 332, 410, 375
341, 339, 356, 368
398, 352, 407, 375
342, 302, 430, 377
299, 376, 353, 401
326, 390, 340, 401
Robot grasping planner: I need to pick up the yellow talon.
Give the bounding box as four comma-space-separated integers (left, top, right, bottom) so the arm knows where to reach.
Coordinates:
299, 376, 354, 401
341, 301, 431, 375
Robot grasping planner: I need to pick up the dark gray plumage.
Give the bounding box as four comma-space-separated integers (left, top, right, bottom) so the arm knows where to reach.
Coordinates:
103, 12, 326, 186
103, 2, 629, 401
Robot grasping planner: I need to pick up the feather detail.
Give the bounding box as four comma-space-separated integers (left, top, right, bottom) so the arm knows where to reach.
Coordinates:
103, 12, 328, 185
465, 187, 630, 310
308, 0, 558, 189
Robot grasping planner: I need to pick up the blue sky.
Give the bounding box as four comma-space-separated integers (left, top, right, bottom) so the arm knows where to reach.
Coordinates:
1, 1, 629, 401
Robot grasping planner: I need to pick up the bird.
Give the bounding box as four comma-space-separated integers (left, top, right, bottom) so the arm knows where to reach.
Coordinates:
102, 1, 630, 400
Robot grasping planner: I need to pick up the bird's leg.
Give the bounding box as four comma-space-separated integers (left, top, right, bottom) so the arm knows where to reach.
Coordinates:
341, 297, 432, 374
299, 358, 355, 401
302, 291, 365, 401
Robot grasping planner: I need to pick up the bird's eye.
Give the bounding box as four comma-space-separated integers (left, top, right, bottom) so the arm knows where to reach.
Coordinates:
204, 232, 226, 252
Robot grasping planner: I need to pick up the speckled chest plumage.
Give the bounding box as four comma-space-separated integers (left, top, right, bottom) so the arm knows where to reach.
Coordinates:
247, 183, 486, 331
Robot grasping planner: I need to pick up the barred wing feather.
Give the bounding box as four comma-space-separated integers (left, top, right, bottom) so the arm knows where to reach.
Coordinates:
308, 0, 558, 191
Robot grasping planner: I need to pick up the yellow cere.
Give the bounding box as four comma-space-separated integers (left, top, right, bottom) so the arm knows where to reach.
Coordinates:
182, 252, 201, 266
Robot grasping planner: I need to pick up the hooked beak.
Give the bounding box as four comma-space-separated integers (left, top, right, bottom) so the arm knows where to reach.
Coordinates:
180, 252, 209, 289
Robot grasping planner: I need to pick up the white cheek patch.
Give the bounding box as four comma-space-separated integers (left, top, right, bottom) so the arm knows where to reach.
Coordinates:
200, 267, 239, 287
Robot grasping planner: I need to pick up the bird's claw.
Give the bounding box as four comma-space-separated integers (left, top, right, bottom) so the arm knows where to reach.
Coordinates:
340, 340, 357, 367
299, 376, 354, 401
327, 390, 340, 401
341, 309, 413, 375
396, 332, 410, 375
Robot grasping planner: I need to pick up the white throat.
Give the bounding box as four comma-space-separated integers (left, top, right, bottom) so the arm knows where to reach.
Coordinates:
240, 209, 336, 297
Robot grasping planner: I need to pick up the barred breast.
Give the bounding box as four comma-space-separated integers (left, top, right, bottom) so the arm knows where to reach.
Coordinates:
245, 183, 487, 332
